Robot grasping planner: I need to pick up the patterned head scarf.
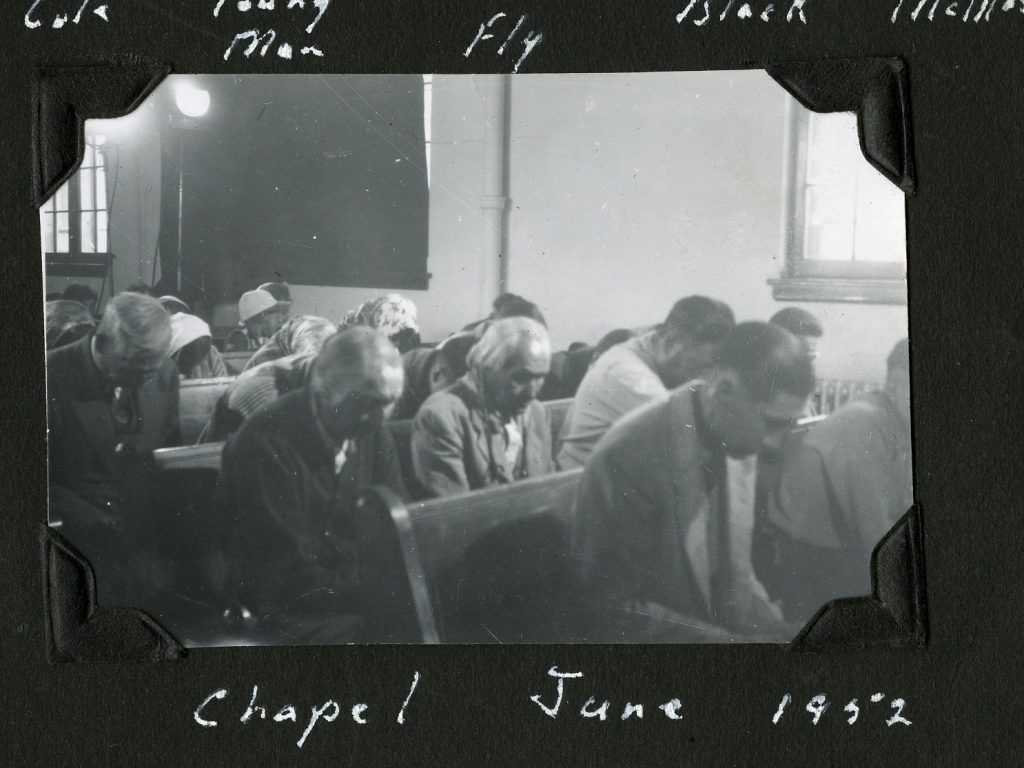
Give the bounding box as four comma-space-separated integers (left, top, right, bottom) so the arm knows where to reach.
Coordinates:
45, 300, 95, 350
243, 314, 337, 371
340, 294, 420, 354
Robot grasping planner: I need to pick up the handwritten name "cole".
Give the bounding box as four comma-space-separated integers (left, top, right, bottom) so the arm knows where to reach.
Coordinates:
24, 0, 109, 29
193, 672, 421, 749
529, 666, 685, 721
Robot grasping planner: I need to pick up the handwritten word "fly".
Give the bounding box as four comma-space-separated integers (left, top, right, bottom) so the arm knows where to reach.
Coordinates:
25, 0, 109, 29
464, 13, 543, 73
216, 0, 330, 60
675, 0, 811, 25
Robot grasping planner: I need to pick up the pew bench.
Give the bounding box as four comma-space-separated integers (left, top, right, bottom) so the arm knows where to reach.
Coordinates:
220, 351, 256, 375
360, 467, 586, 644
178, 377, 235, 445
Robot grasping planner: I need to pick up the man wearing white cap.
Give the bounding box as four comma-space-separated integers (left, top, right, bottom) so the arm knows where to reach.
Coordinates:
168, 313, 228, 379
226, 288, 287, 352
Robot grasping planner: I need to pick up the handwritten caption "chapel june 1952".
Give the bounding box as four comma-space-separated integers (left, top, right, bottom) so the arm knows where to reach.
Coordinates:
191, 668, 911, 751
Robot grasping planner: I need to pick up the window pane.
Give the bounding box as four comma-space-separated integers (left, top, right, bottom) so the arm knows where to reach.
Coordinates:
97, 210, 108, 253
95, 146, 105, 167
805, 112, 859, 185
56, 182, 69, 212
83, 144, 94, 167
56, 212, 69, 252
96, 166, 107, 210
40, 211, 54, 253
42, 196, 54, 213
853, 167, 906, 264
80, 168, 95, 211
803, 185, 855, 262
81, 211, 96, 253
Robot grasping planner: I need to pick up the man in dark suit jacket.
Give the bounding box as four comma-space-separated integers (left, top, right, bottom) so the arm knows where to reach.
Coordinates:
46, 292, 179, 604
218, 327, 410, 643
571, 322, 814, 643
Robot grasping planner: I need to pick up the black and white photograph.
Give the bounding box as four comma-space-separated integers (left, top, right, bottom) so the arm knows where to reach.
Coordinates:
42, 71, 912, 647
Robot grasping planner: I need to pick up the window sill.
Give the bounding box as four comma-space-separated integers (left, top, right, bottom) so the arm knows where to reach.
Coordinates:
769, 277, 907, 305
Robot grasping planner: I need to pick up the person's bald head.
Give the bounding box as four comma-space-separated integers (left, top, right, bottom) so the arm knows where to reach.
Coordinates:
92, 292, 172, 387
310, 327, 404, 441
468, 317, 551, 417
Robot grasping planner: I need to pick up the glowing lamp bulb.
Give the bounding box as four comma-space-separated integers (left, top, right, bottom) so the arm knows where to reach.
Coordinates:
175, 85, 210, 118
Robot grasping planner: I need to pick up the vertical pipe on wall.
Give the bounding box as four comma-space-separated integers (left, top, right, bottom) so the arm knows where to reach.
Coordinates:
477, 74, 511, 313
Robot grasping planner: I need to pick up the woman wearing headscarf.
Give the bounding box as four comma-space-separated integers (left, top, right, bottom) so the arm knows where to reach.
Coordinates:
168, 313, 229, 379
45, 300, 96, 350
340, 294, 421, 354
242, 314, 338, 372
200, 320, 335, 442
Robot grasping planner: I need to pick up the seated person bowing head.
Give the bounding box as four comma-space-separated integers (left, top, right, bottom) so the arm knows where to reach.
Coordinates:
218, 327, 408, 642
411, 316, 553, 498
557, 295, 735, 470
46, 292, 179, 604
571, 321, 814, 643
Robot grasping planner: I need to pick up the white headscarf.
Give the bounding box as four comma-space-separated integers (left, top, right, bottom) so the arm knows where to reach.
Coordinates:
169, 313, 212, 356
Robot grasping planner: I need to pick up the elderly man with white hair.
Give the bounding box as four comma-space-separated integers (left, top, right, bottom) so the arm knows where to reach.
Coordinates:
46, 291, 180, 603
411, 316, 554, 498
217, 327, 409, 642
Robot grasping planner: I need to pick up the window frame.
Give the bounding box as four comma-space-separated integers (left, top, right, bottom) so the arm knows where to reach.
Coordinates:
41, 138, 111, 261
769, 101, 907, 305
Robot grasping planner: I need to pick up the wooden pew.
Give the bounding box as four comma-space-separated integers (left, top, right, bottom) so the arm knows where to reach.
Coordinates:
178, 377, 234, 444
360, 467, 586, 644
544, 398, 571, 449
150, 440, 419, 646
220, 351, 255, 375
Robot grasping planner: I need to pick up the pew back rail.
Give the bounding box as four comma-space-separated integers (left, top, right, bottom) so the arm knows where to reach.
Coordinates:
361, 467, 585, 644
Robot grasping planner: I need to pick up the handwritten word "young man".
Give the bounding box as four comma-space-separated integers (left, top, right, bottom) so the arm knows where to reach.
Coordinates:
216, 0, 331, 60
675, 0, 811, 25
193, 672, 421, 749
529, 666, 685, 721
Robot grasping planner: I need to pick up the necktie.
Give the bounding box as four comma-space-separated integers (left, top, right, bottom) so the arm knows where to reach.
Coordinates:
334, 439, 356, 475
110, 386, 138, 433
503, 419, 523, 469
707, 457, 738, 629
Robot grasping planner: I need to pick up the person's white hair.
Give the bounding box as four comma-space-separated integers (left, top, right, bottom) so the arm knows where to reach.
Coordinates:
466, 316, 551, 372
95, 292, 171, 355
310, 326, 402, 395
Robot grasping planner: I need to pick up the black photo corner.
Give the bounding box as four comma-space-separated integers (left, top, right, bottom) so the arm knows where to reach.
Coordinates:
4, 0, 1022, 765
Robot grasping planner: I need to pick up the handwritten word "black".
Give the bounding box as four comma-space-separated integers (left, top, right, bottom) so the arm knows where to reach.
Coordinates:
464, 12, 543, 73
891, 0, 1024, 23
675, 0, 811, 25
25, 0, 109, 29
529, 666, 684, 721
772, 692, 912, 727
215, 0, 330, 61
193, 672, 421, 749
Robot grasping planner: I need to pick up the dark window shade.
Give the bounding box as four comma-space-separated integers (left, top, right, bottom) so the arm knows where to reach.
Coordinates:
160, 75, 429, 303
